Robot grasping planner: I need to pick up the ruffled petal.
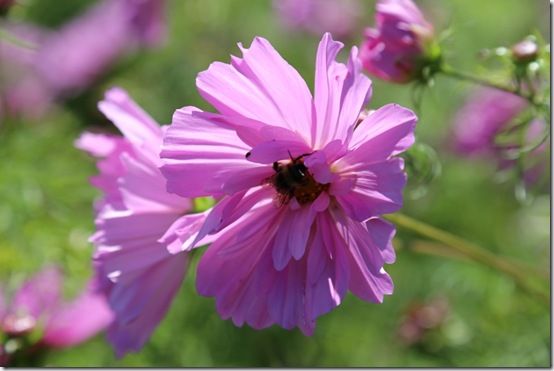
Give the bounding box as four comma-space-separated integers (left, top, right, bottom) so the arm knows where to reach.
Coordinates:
98, 87, 162, 158
312, 33, 372, 149
118, 152, 189, 213
159, 211, 212, 254
75, 132, 132, 207
105, 253, 188, 358
366, 217, 396, 264
333, 213, 393, 303
305, 213, 349, 320
197, 36, 313, 140
196, 204, 280, 327
161, 108, 268, 198
346, 103, 417, 162
332, 158, 406, 221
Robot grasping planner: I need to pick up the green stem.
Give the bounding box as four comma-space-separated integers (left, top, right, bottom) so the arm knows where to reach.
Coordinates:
439, 64, 537, 104
385, 213, 549, 306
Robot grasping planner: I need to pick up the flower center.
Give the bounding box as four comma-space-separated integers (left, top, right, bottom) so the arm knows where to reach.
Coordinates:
269, 157, 329, 206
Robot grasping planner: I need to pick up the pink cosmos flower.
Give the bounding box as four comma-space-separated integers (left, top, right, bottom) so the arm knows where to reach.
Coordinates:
452, 87, 547, 185
161, 33, 417, 334
35, 0, 166, 97
77, 87, 209, 357
359, 0, 436, 83
0, 267, 112, 366
273, 0, 362, 39
452, 88, 528, 156
1, 0, 165, 119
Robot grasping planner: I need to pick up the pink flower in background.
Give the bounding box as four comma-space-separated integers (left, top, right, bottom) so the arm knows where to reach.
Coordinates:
0, 267, 112, 365
452, 88, 528, 155
161, 33, 417, 334
77, 88, 209, 357
273, 0, 362, 39
360, 0, 437, 83
452, 87, 547, 184
35, 0, 166, 97
0, 0, 165, 119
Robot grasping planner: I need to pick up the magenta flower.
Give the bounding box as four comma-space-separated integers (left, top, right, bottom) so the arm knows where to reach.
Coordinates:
1, 0, 165, 119
273, 0, 362, 39
161, 33, 417, 334
452, 87, 547, 185
77, 88, 210, 356
452, 88, 528, 156
35, 0, 166, 97
359, 0, 437, 83
0, 267, 112, 365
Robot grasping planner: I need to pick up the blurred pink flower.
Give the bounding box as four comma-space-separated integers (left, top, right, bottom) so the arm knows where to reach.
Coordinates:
452, 87, 547, 185
0, 267, 112, 356
0, 0, 165, 119
273, 0, 362, 39
35, 0, 166, 97
359, 0, 437, 83
77, 88, 209, 357
452, 88, 528, 155
161, 33, 417, 334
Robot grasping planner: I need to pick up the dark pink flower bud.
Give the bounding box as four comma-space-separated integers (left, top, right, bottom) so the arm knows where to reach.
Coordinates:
360, 0, 439, 83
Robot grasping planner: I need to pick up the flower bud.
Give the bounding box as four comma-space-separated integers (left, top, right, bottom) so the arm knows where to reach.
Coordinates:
360, 0, 440, 83
511, 38, 539, 64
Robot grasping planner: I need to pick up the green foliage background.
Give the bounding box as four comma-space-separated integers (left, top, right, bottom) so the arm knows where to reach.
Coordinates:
0, 0, 550, 367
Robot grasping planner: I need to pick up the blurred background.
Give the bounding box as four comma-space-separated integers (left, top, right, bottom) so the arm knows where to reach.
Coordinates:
0, 0, 550, 367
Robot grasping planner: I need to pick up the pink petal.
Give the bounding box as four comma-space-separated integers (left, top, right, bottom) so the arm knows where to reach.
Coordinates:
305, 213, 349, 320
118, 152, 190, 213
334, 213, 393, 303
197, 61, 287, 127
246, 139, 312, 164
333, 158, 406, 221
366, 217, 396, 264
193, 187, 273, 245
159, 211, 211, 254
161, 108, 266, 198
304, 150, 334, 184
42, 280, 113, 348
196, 205, 281, 326
75, 132, 132, 206
12, 267, 62, 320
268, 258, 313, 334
235, 37, 314, 139
346, 103, 417, 162
338, 46, 373, 145
312, 33, 372, 149
98, 87, 162, 157
197, 37, 313, 140
105, 253, 188, 357
312, 33, 346, 149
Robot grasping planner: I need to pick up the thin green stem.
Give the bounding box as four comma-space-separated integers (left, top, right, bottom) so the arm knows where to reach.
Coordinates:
385, 213, 549, 306
439, 64, 537, 104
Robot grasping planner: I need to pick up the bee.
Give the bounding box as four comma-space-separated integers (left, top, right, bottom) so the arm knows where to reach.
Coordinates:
266, 152, 329, 206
